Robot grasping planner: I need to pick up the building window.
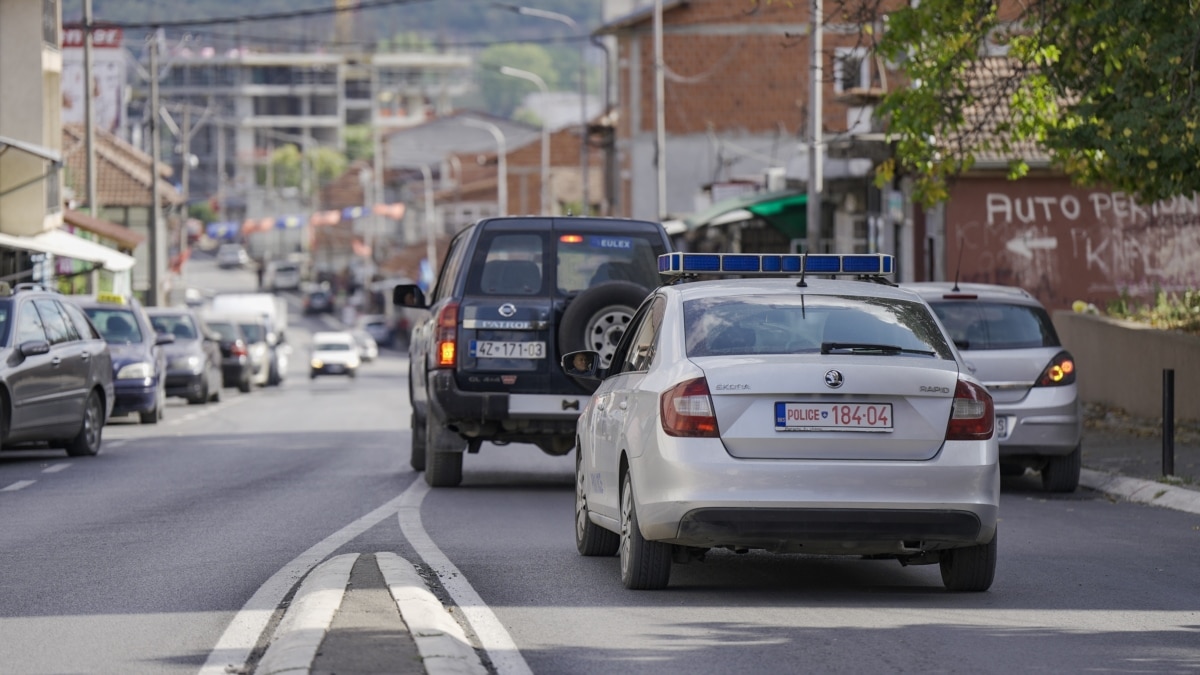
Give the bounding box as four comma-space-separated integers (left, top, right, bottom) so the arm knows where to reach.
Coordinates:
834, 48, 870, 93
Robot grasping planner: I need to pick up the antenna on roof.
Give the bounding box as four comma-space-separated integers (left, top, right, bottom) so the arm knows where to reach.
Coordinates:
952, 237, 964, 292
797, 245, 808, 288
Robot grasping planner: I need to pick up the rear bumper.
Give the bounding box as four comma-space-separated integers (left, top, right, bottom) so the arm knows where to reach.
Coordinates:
221, 359, 250, 386
630, 436, 999, 553
997, 387, 1081, 457
429, 370, 588, 441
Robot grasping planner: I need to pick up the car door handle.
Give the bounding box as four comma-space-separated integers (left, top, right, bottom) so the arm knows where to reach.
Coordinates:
80, 351, 90, 361
51, 357, 61, 367
618, 401, 628, 410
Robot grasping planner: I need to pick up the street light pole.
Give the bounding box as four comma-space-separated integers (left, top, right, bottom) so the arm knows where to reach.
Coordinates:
418, 164, 437, 273
806, 0, 824, 255
494, 4, 587, 213
148, 32, 163, 307
499, 65, 550, 215
462, 118, 508, 216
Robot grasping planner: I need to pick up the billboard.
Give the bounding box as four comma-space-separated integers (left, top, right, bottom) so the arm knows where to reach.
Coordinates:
61, 25, 126, 139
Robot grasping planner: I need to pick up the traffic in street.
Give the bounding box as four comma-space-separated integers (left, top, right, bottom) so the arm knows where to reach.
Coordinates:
1, 255, 1198, 674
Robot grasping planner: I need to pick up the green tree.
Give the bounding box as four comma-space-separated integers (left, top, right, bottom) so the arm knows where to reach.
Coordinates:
344, 125, 374, 162
478, 43, 560, 117
830, 0, 1200, 205
259, 144, 348, 190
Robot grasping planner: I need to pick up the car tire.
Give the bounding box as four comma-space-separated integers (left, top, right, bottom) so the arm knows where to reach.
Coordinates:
238, 376, 252, 393
424, 412, 464, 488
410, 409, 427, 472
65, 391, 104, 457
1041, 444, 1081, 493
559, 281, 650, 372
939, 529, 997, 592
188, 380, 208, 405
619, 472, 672, 589
140, 385, 163, 424
576, 446, 618, 556
267, 359, 281, 386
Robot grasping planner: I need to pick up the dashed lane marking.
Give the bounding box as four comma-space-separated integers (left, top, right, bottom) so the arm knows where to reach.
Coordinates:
1, 480, 36, 492
42, 463, 71, 473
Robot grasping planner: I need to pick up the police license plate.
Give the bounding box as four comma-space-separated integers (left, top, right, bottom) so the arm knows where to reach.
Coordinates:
775, 402, 893, 431
470, 340, 546, 359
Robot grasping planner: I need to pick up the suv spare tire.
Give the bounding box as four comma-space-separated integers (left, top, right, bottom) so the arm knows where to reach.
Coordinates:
559, 281, 650, 371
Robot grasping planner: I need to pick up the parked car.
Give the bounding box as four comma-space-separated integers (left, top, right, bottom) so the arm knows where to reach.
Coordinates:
65, 292, 170, 424
354, 314, 392, 349
905, 281, 1082, 491
309, 331, 361, 379
351, 329, 378, 362
396, 215, 672, 486
216, 243, 250, 269
566, 252, 998, 591
202, 318, 254, 393
302, 285, 334, 315
264, 259, 302, 291
146, 307, 224, 405
0, 283, 113, 456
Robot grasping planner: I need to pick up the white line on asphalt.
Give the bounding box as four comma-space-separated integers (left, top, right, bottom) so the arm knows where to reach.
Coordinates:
255, 553, 359, 675
398, 480, 534, 675
197, 494, 408, 675
1, 480, 36, 492
42, 463, 71, 473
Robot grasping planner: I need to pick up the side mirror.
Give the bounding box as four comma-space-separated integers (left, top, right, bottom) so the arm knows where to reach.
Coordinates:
155, 332, 176, 346
19, 340, 51, 358
561, 350, 601, 380
393, 284, 428, 309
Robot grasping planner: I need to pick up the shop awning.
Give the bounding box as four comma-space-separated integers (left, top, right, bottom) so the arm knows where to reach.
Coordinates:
0, 229, 135, 272
684, 190, 808, 239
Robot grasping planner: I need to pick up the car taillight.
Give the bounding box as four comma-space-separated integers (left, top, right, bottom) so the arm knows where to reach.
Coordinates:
660, 377, 720, 438
435, 301, 460, 368
1035, 351, 1076, 387
231, 342, 248, 357
946, 379, 994, 441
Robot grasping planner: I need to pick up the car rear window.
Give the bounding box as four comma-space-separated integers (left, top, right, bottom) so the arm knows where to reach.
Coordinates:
929, 301, 1060, 350
683, 294, 955, 359
465, 230, 665, 296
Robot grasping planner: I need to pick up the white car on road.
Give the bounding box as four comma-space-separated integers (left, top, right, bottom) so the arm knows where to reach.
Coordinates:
565, 252, 1000, 591
310, 331, 361, 379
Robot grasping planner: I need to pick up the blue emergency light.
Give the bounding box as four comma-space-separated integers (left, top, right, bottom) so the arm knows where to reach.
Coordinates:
658, 252, 894, 277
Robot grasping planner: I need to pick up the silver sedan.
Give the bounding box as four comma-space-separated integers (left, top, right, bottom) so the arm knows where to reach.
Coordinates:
564, 253, 1000, 591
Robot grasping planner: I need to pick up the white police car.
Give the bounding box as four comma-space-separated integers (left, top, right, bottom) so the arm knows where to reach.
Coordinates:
563, 253, 1000, 591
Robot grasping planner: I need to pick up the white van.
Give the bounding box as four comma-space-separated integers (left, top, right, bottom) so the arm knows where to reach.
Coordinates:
208, 293, 290, 385
264, 260, 302, 291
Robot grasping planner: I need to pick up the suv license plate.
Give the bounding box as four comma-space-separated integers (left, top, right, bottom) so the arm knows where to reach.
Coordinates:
470, 340, 546, 359
775, 402, 893, 431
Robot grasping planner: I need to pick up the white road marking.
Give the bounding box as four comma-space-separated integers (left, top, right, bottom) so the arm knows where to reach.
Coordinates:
399, 480, 534, 675
255, 553, 359, 675
1, 481, 36, 492
42, 463, 71, 473
197, 494, 408, 675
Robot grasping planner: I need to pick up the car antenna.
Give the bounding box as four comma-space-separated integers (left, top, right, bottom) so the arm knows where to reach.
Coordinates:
952, 237, 964, 292
796, 245, 808, 288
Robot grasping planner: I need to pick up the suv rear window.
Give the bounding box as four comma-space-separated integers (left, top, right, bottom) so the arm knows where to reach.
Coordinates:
466, 230, 663, 296
929, 301, 1060, 350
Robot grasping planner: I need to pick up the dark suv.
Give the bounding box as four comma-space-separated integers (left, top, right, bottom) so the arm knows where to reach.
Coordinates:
395, 216, 672, 487
0, 283, 114, 456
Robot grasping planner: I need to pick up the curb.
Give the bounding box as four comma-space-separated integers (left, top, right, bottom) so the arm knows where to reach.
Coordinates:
1080, 469, 1200, 515
258, 552, 486, 675
257, 553, 358, 675
377, 552, 488, 675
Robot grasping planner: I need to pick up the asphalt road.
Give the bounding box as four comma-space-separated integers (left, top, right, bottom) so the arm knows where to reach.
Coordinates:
1, 258, 1198, 674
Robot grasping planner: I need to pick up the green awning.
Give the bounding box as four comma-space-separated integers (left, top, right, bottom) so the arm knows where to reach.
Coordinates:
684, 190, 807, 239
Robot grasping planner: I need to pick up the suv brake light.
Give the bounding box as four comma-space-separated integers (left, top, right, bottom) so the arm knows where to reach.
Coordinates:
436, 301, 460, 368
1035, 351, 1076, 387
946, 379, 994, 441
231, 342, 248, 358
661, 377, 720, 437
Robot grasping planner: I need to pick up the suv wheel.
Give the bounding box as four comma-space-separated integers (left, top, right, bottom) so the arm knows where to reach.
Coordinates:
410, 408, 427, 471
560, 281, 649, 371
424, 412, 464, 487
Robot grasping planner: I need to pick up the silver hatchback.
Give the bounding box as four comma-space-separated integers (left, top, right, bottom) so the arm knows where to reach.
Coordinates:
905, 282, 1082, 492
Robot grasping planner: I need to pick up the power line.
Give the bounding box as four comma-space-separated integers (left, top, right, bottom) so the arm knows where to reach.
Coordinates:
111, 0, 434, 30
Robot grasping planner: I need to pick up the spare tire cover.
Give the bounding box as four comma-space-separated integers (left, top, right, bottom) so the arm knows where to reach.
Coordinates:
559, 281, 650, 371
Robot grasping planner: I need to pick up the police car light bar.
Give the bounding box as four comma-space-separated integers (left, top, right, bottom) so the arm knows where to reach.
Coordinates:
657, 252, 894, 277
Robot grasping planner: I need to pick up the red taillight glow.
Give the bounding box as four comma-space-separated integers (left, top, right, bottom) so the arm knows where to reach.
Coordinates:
560, 234, 584, 244
231, 343, 248, 357
946, 379, 994, 441
436, 301, 460, 368
1036, 351, 1076, 387
660, 377, 720, 438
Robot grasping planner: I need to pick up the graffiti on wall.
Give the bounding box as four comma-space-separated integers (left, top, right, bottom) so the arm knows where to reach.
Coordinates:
947, 180, 1200, 310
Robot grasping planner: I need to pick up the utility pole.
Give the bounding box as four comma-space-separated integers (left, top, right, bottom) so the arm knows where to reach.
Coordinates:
148, 33, 163, 306
654, 0, 667, 221
83, 0, 98, 216
806, 0, 824, 256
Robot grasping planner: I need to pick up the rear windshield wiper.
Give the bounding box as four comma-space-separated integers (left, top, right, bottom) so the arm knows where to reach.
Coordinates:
821, 342, 935, 356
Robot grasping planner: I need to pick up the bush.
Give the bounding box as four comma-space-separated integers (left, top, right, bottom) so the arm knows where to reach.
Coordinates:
1105, 288, 1200, 335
